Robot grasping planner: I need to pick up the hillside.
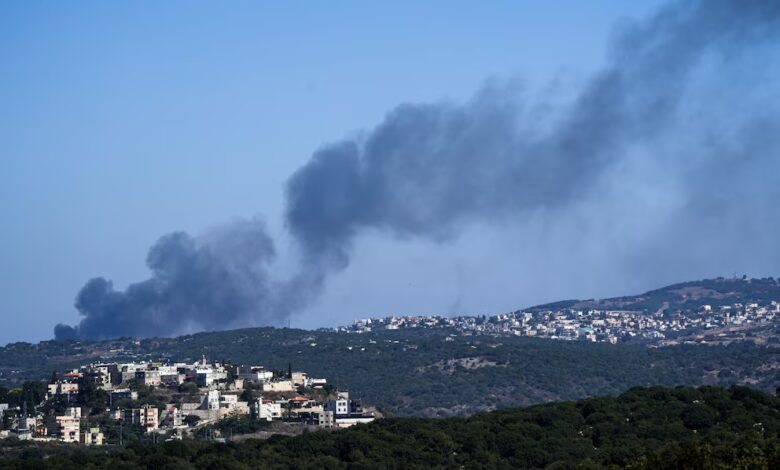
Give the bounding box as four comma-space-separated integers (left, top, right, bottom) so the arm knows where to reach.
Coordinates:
2, 327, 778, 417
2, 277, 779, 416
529, 276, 780, 313
1, 385, 779, 469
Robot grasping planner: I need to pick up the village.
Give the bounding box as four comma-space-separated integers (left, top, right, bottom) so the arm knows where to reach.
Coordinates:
0, 356, 375, 445
342, 300, 780, 344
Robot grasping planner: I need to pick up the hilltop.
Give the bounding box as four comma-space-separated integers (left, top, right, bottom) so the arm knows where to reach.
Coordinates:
529, 276, 780, 312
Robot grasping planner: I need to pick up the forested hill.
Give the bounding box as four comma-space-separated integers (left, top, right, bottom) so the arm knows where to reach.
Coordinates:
529, 276, 780, 312
2, 327, 779, 417
2, 385, 779, 469
2, 277, 780, 416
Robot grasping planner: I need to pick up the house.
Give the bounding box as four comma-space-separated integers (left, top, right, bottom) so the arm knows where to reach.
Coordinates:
206, 390, 220, 410
81, 427, 104, 446
324, 391, 375, 428
110, 388, 138, 403
135, 370, 161, 387
48, 415, 80, 443
263, 380, 295, 392
288, 395, 311, 408
81, 363, 119, 388
47, 381, 79, 397
228, 378, 244, 391
123, 405, 159, 432
318, 410, 335, 428
119, 363, 145, 383
324, 391, 351, 416
15, 416, 38, 440
156, 365, 184, 385
219, 394, 238, 409
195, 367, 227, 387
253, 400, 282, 421
291, 372, 308, 386
161, 404, 183, 428
239, 367, 273, 384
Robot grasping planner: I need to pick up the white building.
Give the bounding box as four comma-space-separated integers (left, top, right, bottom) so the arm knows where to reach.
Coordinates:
318, 410, 334, 428
306, 377, 327, 388
220, 394, 238, 409
206, 390, 221, 410
50, 415, 80, 443
135, 370, 161, 387
254, 400, 282, 421
47, 381, 79, 396
325, 391, 350, 416
239, 367, 273, 384
81, 427, 104, 446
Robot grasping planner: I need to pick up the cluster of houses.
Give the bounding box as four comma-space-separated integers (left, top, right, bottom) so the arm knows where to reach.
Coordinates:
0, 402, 105, 445
342, 301, 780, 344
0, 356, 374, 444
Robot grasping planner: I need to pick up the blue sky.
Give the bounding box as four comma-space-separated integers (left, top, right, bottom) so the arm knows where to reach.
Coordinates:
1, 1, 673, 344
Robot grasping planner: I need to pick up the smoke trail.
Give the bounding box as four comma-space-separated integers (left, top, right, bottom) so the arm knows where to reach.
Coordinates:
286, 0, 780, 269
55, 0, 780, 340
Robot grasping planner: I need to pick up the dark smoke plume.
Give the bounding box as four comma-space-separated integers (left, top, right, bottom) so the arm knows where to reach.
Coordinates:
56, 0, 780, 340
286, 0, 780, 266
55, 218, 286, 340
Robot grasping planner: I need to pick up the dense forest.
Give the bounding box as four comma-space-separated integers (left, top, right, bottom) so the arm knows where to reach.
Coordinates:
1, 385, 779, 469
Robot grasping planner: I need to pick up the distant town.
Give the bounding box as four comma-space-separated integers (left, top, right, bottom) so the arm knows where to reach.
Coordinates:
0, 357, 374, 445
339, 300, 780, 346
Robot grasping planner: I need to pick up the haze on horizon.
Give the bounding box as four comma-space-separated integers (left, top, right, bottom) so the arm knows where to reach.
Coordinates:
2, 0, 780, 344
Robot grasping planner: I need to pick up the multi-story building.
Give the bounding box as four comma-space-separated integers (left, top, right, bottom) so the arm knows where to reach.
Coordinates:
135, 370, 161, 387
318, 410, 334, 428
324, 391, 375, 428
47, 381, 79, 397
49, 415, 80, 443
123, 405, 158, 432
238, 367, 274, 384
253, 400, 282, 421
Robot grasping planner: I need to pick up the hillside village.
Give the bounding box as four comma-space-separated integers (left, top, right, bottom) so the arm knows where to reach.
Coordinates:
342, 300, 780, 345
0, 356, 374, 445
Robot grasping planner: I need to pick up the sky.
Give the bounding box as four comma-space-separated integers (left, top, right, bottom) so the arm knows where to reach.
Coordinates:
5, 0, 774, 345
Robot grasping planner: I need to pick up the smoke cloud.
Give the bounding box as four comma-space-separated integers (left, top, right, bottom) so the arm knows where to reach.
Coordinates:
286, 0, 780, 265
56, 0, 780, 340
54, 218, 290, 340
